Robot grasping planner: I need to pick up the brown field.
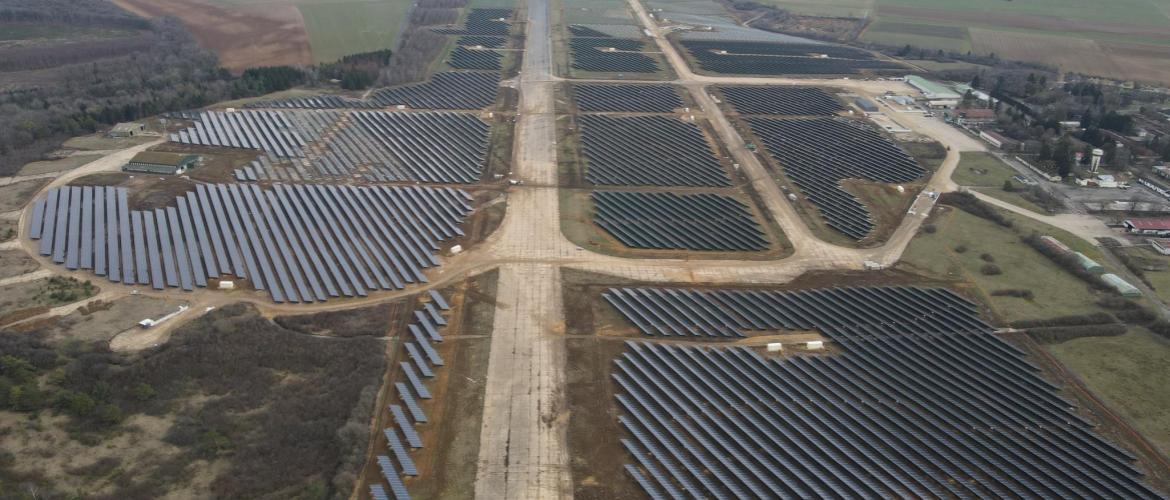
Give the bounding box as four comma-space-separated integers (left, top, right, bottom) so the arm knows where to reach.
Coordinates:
111, 0, 312, 72
969, 29, 1123, 77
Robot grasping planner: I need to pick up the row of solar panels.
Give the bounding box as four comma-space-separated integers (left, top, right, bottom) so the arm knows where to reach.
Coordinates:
571, 84, 684, 113
372, 294, 451, 500
27, 184, 472, 303
615, 335, 1158, 498
602, 285, 990, 339
718, 86, 845, 116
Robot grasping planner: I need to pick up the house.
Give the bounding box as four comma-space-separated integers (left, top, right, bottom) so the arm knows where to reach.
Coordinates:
1123, 217, 1170, 236
952, 108, 997, 126
123, 152, 199, 175
979, 130, 1018, 150
110, 122, 146, 137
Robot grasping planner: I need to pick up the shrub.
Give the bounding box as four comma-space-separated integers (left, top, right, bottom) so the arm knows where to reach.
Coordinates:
991, 289, 1034, 300
1011, 312, 1117, 328
1115, 308, 1157, 324
980, 253, 995, 262
921, 224, 937, 234
980, 263, 1003, 275
954, 245, 968, 253
940, 192, 1013, 227
1026, 323, 1127, 343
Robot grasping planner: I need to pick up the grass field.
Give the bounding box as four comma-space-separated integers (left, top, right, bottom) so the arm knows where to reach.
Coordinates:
899, 206, 1110, 323
0, 23, 139, 42
1049, 328, 1170, 456
297, 0, 411, 63
758, 0, 1170, 83
950, 152, 1047, 214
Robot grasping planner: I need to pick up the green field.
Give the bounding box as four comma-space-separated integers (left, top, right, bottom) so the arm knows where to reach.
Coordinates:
1049, 328, 1170, 456
298, 0, 412, 63
950, 152, 1047, 214
0, 23, 139, 41
899, 207, 1110, 323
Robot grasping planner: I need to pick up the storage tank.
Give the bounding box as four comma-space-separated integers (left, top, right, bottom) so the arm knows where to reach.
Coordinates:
1073, 252, 1105, 274
1101, 273, 1142, 297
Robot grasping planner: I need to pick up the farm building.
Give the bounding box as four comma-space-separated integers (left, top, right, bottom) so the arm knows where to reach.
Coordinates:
952, 83, 991, 103
949, 108, 997, 126
1124, 217, 1170, 236
905, 75, 960, 107
110, 122, 146, 137
123, 152, 199, 175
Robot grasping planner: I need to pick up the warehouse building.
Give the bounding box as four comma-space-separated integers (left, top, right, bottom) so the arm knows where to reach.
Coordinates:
123, 152, 199, 175
109, 122, 146, 137
905, 75, 961, 107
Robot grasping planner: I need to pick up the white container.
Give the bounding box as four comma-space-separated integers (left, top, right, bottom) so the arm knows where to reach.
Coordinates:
807, 341, 824, 350
218, 280, 235, 290
766, 343, 783, 352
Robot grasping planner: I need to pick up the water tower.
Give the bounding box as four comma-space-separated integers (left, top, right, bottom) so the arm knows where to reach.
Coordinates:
1090, 148, 1104, 172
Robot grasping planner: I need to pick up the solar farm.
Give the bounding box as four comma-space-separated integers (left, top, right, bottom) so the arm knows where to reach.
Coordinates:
169, 109, 493, 183
571, 84, 683, 113
744, 117, 925, 240
592, 191, 768, 251
719, 86, 845, 116
249, 72, 502, 111
679, 40, 906, 75
560, 282, 1164, 499
577, 115, 729, 187
27, 184, 471, 303
569, 37, 660, 74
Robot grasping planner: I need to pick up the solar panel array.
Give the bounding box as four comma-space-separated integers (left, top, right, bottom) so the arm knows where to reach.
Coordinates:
244, 72, 501, 111
27, 185, 471, 303
169, 110, 311, 157
719, 86, 844, 116
572, 84, 683, 113
579, 115, 728, 187
603, 286, 990, 339
432, 8, 512, 36
680, 40, 905, 75
371, 296, 452, 500
449, 46, 503, 70
615, 334, 1160, 498
370, 72, 501, 110
570, 37, 660, 73
593, 191, 767, 252
745, 117, 925, 239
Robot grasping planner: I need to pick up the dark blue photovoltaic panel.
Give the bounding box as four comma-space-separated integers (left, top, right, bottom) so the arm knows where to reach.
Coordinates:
166, 207, 193, 290
155, 208, 179, 288
383, 429, 418, 475
51, 187, 69, 262
390, 405, 422, 448
93, 187, 106, 276
401, 362, 430, 400
29, 196, 46, 240
80, 186, 93, 269
64, 186, 81, 268
36, 188, 59, 254
142, 211, 164, 289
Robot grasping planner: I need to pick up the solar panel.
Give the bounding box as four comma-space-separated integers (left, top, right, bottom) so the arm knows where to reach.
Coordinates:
404, 343, 434, 377
118, 188, 135, 284
383, 428, 419, 475
410, 326, 443, 366
155, 208, 180, 288
64, 186, 81, 268
401, 362, 431, 399
429, 290, 450, 310
106, 187, 121, 282
166, 207, 193, 290
79, 186, 93, 270
396, 382, 427, 423
93, 187, 106, 276
29, 195, 46, 240
142, 211, 164, 289
37, 188, 59, 254
369, 484, 390, 500
390, 405, 423, 448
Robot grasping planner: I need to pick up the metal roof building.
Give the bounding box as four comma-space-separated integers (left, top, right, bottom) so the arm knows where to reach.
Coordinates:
123, 152, 199, 175
905, 75, 962, 100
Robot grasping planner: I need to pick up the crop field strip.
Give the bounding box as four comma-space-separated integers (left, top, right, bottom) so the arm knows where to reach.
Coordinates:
371, 295, 451, 500
171, 109, 491, 183
614, 333, 1160, 499
578, 115, 728, 187
602, 286, 990, 339
719, 86, 844, 116
680, 40, 905, 75
569, 37, 660, 73
592, 191, 767, 252
572, 84, 683, 113
744, 117, 924, 239
28, 184, 471, 303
